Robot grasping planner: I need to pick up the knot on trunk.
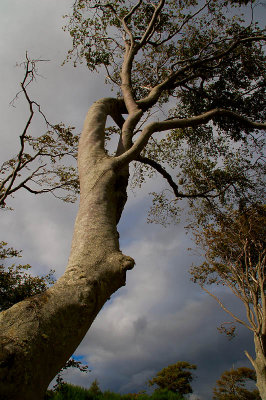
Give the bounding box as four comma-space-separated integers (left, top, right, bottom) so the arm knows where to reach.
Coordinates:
107, 252, 135, 272
120, 254, 135, 271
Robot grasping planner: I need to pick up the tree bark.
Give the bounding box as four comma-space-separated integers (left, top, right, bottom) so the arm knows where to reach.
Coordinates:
253, 335, 266, 400
0, 99, 134, 399
246, 334, 266, 399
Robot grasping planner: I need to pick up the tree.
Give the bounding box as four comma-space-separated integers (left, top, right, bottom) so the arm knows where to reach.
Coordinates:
0, 242, 55, 311
213, 367, 261, 400
190, 204, 266, 398
0, 54, 79, 210
52, 358, 89, 393
0, 0, 265, 398
89, 379, 102, 396
148, 361, 196, 395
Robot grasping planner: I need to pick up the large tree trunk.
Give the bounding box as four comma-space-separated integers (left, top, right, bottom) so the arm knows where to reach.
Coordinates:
0, 99, 134, 399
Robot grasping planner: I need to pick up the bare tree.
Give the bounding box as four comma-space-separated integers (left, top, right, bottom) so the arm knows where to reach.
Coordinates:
0, 54, 79, 209
190, 205, 265, 398
0, 0, 265, 398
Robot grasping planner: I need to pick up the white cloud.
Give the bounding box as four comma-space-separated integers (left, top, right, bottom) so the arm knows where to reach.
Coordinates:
189, 395, 203, 400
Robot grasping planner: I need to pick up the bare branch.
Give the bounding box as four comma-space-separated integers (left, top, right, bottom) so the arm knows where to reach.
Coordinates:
137, 156, 223, 199
1, 55, 79, 208
244, 350, 256, 368
202, 286, 254, 332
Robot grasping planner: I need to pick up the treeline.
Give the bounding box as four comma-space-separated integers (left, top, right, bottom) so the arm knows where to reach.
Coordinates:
45, 385, 185, 400
45, 365, 261, 400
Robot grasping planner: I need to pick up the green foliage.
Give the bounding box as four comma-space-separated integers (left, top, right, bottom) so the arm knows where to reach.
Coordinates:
89, 380, 102, 396
0, 241, 55, 311
45, 384, 186, 400
148, 389, 185, 400
149, 361, 197, 395
98, 392, 125, 400
61, 0, 265, 224
53, 358, 90, 392
141, 117, 264, 225
66, 0, 264, 93
46, 383, 94, 400
213, 367, 261, 400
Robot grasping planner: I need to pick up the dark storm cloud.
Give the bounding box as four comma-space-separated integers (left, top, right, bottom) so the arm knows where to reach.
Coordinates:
58, 200, 253, 399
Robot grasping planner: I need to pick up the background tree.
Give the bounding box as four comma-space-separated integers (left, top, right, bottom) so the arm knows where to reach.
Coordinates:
89, 379, 102, 397
213, 367, 261, 400
148, 361, 196, 395
0, 242, 55, 311
0, 54, 79, 210
52, 358, 89, 394
0, 0, 265, 398
190, 204, 266, 397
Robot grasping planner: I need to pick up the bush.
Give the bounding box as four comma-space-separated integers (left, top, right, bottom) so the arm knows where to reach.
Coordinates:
45, 384, 186, 400
150, 389, 185, 400
102, 391, 130, 400
46, 383, 95, 400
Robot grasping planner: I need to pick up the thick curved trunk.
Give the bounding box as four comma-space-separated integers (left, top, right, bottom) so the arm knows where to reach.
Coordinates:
0, 99, 134, 399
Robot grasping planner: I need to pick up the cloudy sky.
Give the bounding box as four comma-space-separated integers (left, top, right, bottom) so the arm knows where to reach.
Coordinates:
0, 1, 259, 399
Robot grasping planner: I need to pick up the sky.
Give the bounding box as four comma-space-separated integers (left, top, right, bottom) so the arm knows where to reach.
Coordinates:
0, 1, 261, 399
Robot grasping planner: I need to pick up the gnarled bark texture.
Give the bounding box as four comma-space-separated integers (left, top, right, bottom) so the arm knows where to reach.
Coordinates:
248, 335, 266, 399
0, 98, 134, 400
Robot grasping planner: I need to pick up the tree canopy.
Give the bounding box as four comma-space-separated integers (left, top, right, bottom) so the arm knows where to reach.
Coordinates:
63, 0, 266, 225
213, 367, 261, 400
148, 361, 197, 395
190, 204, 266, 396
190, 204, 265, 332
2, 1, 265, 215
